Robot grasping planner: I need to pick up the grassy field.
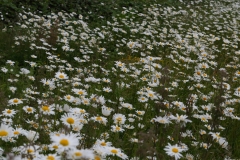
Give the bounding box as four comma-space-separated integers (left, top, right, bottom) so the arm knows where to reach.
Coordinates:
0, 0, 240, 159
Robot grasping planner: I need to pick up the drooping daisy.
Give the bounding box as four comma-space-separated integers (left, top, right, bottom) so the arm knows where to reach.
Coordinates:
164, 143, 184, 160
109, 147, 128, 160
101, 106, 113, 116
24, 130, 39, 142
111, 125, 124, 132
91, 116, 108, 125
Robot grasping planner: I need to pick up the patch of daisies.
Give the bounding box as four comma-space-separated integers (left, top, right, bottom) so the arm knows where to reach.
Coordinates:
0, 0, 240, 159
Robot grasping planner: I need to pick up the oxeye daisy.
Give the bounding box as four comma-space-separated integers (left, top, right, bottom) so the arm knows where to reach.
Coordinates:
8, 98, 23, 106
95, 139, 112, 147
38, 154, 61, 160
72, 88, 88, 96
40, 105, 55, 115
67, 149, 94, 160
2, 109, 16, 117
113, 113, 126, 125
91, 116, 108, 125
64, 94, 75, 102
61, 113, 79, 127
55, 71, 68, 80
50, 133, 80, 151
23, 106, 35, 114
164, 143, 184, 160
109, 147, 128, 159
111, 125, 124, 132
0, 124, 14, 141
24, 130, 39, 142
101, 106, 113, 116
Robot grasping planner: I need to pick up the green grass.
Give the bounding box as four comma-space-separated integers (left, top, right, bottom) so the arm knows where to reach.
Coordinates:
0, 0, 240, 159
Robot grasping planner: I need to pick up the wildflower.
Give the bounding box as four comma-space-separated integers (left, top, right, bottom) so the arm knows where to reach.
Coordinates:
37, 154, 61, 160
8, 98, 23, 106
138, 96, 148, 102
111, 125, 125, 132
109, 147, 128, 159
1, 67, 8, 73
0, 124, 14, 141
40, 105, 55, 115
55, 71, 68, 80
64, 94, 75, 102
95, 139, 112, 147
72, 88, 88, 96
67, 149, 94, 160
91, 116, 107, 125
24, 130, 39, 142
23, 106, 35, 114
50, 133, 80, 151
153, 116, 172, 125
164, 143, 185, 160
170, 114, 192, 126
61, 113, 80, 127
103, 87, 112, 92
113, 114, 126, 125
101, 106, 113, 116
9, 86, 17, 93
136, 110, 145, 116
2, 109, 16, 117
20, 68, 30, 75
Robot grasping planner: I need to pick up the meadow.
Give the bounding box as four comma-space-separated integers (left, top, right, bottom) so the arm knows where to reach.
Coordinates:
0, 0, 240, 159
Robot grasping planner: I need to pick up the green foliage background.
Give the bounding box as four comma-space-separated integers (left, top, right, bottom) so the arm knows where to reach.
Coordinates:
0, 0, 181, 24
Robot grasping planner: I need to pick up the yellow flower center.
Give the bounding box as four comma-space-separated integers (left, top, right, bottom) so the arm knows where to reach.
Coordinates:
96, 117, 102, 121
95, 156, 101, 160
66, 95, 71, 99
27, 149, 34, 153
80, 109, 85, 113
14, 131, 20, 135
66, 117, 75, 124
13, 99, 19, 103
74, 152, 82, 157
47, 156, 55, 160
159, 120, 165, 123
27, 107, 33, 112
116, 126, 121, 131
7, 109, 12, 114
0, 130, 8, 136
111, 149, 118, 154
60, 139, 69, 146
172, 147, 179, 153
42, 106, 50, 112
100, 142, 106, 146
59, 74, 65, 79
78, 91, 83, 95
116, 117, 122, 122
53, 145, 58, 149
